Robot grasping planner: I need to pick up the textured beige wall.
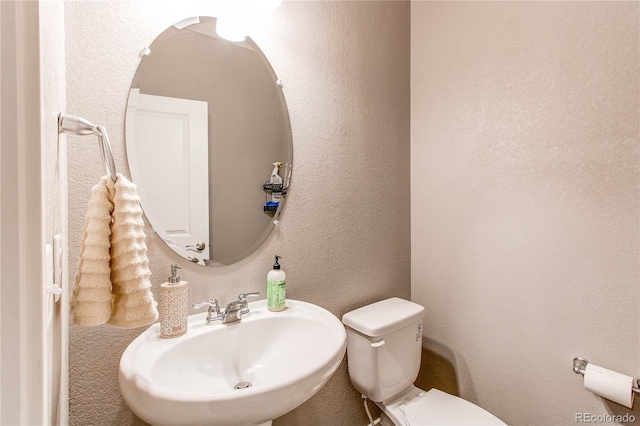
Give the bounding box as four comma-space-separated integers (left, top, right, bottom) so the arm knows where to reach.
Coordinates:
411, 2, 639, 425
66, 1, 409, 425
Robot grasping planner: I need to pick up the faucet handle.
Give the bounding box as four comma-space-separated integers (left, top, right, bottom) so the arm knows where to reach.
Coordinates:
238, 292, 260, 303
193, 299, 224, 325
237, 292, 260, 317
192, 299, 219, 310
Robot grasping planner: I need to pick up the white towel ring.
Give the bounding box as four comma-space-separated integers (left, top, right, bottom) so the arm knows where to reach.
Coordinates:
95, 125, 117, 182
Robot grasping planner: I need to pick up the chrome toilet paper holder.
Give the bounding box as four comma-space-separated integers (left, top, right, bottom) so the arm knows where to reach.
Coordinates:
573, 357, 640, 397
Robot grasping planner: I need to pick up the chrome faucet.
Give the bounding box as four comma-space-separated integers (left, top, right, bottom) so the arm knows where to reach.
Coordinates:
192, 292, 260, 325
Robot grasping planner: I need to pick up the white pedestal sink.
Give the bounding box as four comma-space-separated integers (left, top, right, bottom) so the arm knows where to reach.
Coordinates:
119, 299, 347, 426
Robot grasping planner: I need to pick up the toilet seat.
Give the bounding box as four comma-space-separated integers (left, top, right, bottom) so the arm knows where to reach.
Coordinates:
396, 389, 505, 426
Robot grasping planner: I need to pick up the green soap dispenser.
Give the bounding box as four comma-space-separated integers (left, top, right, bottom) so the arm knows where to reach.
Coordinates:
267, 255, 286, 311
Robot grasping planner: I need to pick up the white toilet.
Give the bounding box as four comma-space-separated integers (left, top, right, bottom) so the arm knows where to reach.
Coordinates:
342, 297, 506, 426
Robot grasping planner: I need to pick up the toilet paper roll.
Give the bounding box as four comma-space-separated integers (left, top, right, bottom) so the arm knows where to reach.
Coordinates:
583, 363, 634, 408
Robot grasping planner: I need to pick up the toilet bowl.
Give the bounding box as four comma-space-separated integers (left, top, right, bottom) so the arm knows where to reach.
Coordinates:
342, 298, 506, 426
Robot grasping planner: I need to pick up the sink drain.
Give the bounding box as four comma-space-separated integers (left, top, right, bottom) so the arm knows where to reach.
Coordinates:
234, 382, 252, 390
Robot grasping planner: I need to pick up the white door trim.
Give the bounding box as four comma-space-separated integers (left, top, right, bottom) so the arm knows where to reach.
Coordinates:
0, 1, 46, 425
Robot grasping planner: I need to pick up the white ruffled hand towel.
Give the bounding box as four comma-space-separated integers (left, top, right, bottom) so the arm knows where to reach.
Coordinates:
70, 173, 159, 328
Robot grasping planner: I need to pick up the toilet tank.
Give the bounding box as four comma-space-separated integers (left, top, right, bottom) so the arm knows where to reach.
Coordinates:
342, 298, 425, 402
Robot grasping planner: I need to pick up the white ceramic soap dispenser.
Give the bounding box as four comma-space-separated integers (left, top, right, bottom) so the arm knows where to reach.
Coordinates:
160, 264, 188, 338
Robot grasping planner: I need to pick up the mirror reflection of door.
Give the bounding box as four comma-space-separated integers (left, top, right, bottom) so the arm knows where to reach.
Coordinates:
126, 89, 210, 265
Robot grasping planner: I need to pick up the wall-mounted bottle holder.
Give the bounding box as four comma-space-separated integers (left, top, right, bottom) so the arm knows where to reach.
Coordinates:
262, 163, 292, 223
263, 183, 285, 192
263, 183, 287, 216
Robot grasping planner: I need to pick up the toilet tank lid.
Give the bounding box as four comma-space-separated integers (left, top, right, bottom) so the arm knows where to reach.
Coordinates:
342, 297, 425, 337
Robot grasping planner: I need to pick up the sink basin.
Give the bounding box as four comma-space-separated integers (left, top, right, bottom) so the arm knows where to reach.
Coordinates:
119, 299, 347, 426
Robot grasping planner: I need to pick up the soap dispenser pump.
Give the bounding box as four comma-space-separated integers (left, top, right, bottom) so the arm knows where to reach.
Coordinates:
160, 264, 188, 338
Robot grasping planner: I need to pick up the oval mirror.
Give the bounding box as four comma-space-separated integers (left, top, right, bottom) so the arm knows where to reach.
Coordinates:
125, 16, 292, 266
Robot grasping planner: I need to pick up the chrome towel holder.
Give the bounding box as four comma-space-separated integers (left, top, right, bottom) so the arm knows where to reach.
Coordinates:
573, 357, 640, 397
58, 112, 117, 181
